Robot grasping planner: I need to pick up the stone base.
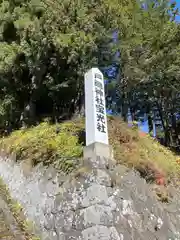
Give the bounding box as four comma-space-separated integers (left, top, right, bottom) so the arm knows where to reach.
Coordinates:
83, 142, 114, 159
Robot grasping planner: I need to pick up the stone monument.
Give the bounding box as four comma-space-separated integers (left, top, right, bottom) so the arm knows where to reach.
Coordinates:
83, 68, 113, 159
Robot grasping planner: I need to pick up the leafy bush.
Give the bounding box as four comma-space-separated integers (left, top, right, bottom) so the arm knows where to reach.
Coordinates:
0, 117, 179, 184
108, 117, 180, 184
0, 121, 84, 172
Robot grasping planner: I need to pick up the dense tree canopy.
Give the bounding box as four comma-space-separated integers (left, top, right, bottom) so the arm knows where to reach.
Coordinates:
114, 0, 180, 151
0, 0, 179, 151
0, 0, 119, 129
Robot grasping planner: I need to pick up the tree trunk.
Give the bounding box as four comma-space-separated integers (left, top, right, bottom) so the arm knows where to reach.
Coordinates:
155, 98, 173, 147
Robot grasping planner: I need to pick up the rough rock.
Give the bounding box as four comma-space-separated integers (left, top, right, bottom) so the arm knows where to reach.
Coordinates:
0, 156, 180, 239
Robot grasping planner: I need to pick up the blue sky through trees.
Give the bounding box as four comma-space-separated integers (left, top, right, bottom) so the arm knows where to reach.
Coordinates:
104, 1, 180, 135
175, 0, 180, 21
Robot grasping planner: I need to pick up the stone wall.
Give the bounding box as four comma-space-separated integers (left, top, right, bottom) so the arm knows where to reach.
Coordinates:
0, 155, 180, 239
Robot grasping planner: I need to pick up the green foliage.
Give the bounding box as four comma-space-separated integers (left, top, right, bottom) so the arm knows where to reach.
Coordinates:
0, 0, 178, 151
113, 0, 180, 149
0, 0, 118, 130
108, 117, 180, 183
118, 0, 180, 87
0, 0, 179, 182
0, 120, 84, 172
1, 117, 180, 184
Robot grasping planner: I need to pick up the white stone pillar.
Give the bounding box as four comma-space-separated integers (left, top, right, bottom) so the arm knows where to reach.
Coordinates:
83, 68, 113, 159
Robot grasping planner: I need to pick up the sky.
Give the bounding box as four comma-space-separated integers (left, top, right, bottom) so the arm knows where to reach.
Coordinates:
174, 0, 180, 21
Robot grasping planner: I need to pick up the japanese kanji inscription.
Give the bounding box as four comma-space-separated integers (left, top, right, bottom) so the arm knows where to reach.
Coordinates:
84, 68, 109, 146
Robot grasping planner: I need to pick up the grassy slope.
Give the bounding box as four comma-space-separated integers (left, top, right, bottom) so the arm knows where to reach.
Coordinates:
0, 116, 179, 185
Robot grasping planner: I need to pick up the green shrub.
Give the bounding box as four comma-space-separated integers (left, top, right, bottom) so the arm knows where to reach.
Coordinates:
0, 121, 84, 172
0, 117, 180, 184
